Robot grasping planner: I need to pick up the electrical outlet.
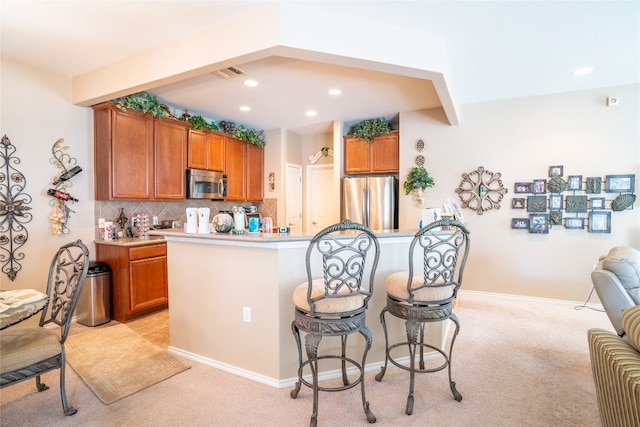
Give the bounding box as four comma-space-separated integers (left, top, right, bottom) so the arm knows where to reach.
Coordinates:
98, 218, 105, 228
243, 306, 252, 323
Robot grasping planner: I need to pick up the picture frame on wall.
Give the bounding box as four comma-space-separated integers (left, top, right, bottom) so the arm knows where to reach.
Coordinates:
590, 197, 605, 209
526, 195, 547, 212
586, 177, 602, 194
549, 165, 563, 177
514, 182, 533, 193
549, 210, 563, 226
512, 198, 526, 209
565, 217, 585, 229
567, 175, 582, 191
533, 179, 547, 194
566, 195, 588, 213
511, 218, 529, 230
549, 194, 563, 210
529, 214, 549, 234
589, 211, 611, 233
605, 174, 635, 193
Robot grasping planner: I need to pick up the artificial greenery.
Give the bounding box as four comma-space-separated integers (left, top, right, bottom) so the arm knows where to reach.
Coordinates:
348, 118, 391, 143
403, 165, 435, 195
114, 92, 167, 117
188, 115, 219, 131
232, 125, 266, 148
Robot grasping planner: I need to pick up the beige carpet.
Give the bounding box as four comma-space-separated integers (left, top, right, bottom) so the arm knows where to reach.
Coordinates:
65, 323, 190, 404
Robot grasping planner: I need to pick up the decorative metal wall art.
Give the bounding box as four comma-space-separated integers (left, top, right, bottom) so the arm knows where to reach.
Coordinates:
0, 135, 33, 280
455, 166, 508, 215
511, 165, 635, 234
48, 138, 82, 235
308, 147, 334, 164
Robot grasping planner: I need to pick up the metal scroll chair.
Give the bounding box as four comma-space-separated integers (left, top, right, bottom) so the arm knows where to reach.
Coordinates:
0, 240, 89, 416
290, 219, 380, 427
375, 219, 470, 415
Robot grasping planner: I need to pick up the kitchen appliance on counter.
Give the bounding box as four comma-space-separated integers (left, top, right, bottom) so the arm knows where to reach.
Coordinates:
187, 169, 227, 200
342, 175, 398, 231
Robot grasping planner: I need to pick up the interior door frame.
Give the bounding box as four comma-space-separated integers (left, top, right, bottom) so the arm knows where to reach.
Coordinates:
305, 163, 336, 232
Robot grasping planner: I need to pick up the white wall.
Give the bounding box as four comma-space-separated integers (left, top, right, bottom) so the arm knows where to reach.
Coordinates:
399, 83, 640, 302
0, 58, 95, 292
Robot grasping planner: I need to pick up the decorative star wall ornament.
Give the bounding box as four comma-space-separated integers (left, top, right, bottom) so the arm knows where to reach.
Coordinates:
0, 135, 33, 280
455, 166, 508, 215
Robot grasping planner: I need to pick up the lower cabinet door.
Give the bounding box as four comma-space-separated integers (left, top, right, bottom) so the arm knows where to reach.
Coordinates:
129, 256, 168, 312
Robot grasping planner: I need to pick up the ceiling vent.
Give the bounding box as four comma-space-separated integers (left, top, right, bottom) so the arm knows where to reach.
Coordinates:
211, 66, 246, 79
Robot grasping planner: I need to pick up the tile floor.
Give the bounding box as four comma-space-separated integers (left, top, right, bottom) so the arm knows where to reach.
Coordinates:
70, 309, 170, 349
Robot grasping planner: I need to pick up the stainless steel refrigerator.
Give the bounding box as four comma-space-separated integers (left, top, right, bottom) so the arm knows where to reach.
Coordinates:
342, 176, 398, 231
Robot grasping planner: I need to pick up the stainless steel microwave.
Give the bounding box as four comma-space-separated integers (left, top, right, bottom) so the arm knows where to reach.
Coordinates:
187, 169, 227, 200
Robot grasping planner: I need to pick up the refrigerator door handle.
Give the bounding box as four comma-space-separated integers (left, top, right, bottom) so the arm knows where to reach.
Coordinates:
363, 184, 369, 227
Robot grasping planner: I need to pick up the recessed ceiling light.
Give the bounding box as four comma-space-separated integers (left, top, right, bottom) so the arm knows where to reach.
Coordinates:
571, 67, 593, 76
243, 79, 258, 87
328, 89, 342, 95
306, 110, 317, 117
239, 105, 251, 111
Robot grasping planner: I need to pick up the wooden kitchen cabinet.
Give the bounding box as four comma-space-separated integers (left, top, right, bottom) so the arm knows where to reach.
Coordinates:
93, 102, 189, 200
187, 129, 225, 172
95, 241, 168, 323
225, 137, 264, 202
245, 141, 264, 201
344, 130, 399, 174
155, 118, 189, 199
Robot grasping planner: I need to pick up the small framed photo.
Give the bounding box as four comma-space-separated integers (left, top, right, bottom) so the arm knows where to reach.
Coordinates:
529, 214, 550, 234
567, 175, 582, 191
566, 195, 588, 213
526, 195, 547, 212
586, 177, 602, 194
512, 198, 526, 209
533, 179, 547, 194
565, 217, 585, 229
549, 165, 563, 177
514, 182, 533, 193
422, 207, 442, 228
549, 194, 563, 210
589, 211, 611, 233
590, 197, 605, 209
605, 174, 635, 193
511, 218, 529, 230
549, 210, 563, 226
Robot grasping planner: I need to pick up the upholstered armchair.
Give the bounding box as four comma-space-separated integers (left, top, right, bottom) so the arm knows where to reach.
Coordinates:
591, 246, 640, 336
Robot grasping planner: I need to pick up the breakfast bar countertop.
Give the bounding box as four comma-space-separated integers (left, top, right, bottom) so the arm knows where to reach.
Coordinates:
93, 235, 166, 247
149, 228, 416, 244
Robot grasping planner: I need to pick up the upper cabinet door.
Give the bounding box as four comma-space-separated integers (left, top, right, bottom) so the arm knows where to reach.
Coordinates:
188, 129, 225, 172
93, 104, 154, 200
206, 132, 226, 172
225, 137, 246, 201
154, 118, 189, 200
344, 136, 370, 174
245, 142, 264, 202
187, 129, 207, 170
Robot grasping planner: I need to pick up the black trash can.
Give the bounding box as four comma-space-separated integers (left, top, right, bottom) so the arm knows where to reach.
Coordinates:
76, 261, 111, 326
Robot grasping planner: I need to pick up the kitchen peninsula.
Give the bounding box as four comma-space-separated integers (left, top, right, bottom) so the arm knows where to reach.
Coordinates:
150, 228, 448, 388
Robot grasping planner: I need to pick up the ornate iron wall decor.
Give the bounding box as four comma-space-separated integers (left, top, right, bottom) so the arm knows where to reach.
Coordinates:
0, 135, 33, 280
455, 166, 508, 215
510, 165, 636, 234
48, 138, 82, 235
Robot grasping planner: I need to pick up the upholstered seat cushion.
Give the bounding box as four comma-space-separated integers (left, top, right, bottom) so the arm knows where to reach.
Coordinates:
293, 279, 366, 314
0, 327, 61, 374
385, 271, 455, 302
621, 305, 640, 352
602, 246, 640, 304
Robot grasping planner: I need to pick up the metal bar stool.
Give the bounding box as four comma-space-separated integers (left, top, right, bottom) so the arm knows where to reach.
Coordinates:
375, 219, 470, 415
290, 219, 380, 427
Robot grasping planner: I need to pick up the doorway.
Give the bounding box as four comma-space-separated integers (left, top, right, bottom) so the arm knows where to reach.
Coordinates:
306, 164, 338, 233
285, 163, 302, 232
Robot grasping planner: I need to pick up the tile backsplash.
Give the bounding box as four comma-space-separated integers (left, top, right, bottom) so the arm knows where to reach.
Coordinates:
94, 198, 277, 239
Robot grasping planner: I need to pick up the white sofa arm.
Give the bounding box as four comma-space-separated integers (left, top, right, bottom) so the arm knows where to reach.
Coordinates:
592, 269, 636, 336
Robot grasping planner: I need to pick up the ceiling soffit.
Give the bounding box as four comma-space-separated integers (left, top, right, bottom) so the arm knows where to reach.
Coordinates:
71, 3, 459, 126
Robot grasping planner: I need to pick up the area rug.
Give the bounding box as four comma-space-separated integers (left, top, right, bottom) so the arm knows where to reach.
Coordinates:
65, 323, 190, 405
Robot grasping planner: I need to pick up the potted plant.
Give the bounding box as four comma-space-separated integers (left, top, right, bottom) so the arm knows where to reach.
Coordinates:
348, 118, 391, 143
403, 165, 435, 207
114, 92, 167, 118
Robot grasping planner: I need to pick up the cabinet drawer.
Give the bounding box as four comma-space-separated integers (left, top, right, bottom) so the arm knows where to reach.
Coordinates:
129, 243, 167, 260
